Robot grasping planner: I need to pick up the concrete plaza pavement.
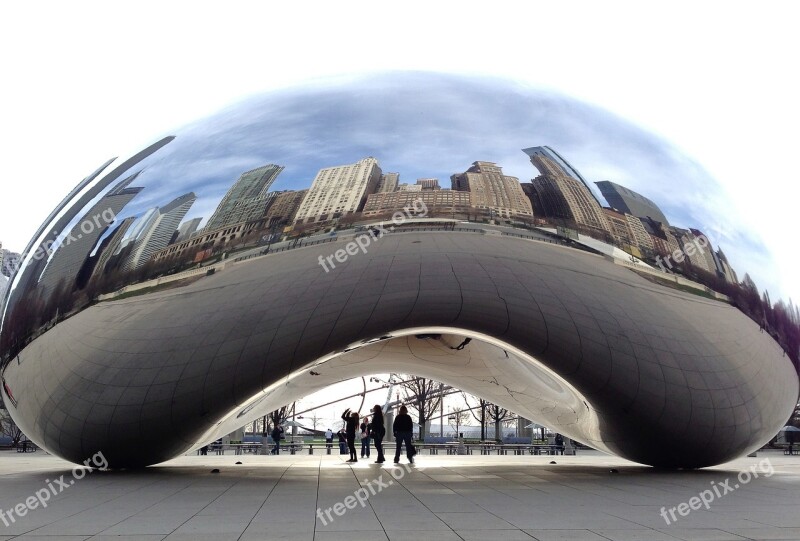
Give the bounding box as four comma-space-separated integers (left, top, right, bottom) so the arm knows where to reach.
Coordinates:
1, 450, 800, 541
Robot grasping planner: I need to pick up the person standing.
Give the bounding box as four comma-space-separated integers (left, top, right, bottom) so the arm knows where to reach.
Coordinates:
325, 428, 333, 450
337, 428, 347, 454
393, 405, 416, 464
555, 433, 565, 455
360, 416, 371, 458
342, 408, 360, 462
271, 424, 284, 455
370, 405, 386, 463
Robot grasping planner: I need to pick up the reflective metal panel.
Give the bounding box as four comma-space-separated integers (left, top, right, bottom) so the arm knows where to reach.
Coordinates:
1, 73, 796, 468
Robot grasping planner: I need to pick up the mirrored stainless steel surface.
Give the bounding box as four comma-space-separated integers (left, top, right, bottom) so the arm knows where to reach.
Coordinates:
1, 73, 796, 468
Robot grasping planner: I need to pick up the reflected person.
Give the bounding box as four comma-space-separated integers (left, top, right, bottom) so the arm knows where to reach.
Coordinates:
393, 405, 416, 464
360, 416, 371, 459
370, 405, 386, 463
342, 408, 360, 462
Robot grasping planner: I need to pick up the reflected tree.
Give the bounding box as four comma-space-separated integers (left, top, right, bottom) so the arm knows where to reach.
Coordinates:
398, 375, 443, 441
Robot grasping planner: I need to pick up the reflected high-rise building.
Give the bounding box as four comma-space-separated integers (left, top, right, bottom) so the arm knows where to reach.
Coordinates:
596, 180, 669, 226
641, 217, 680, 258
0, 248, 20, 278
39, 174, 144, 294
264, 190, 307, 225
124, 192, 196, 270
294, 157, 382, 224
205, 164, 284, 230
376, 172, 399, 193
671, 226, 717, 274
715, 248, 739, 284
523, 148, 611, 233
522, 146, 600, 203
451, 161, 533, 219
88, 216, 137, 280
175, 217, 203, 244
416, 178, 440, 190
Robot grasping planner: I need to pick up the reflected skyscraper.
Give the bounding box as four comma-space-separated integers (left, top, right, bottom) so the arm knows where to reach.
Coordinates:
596, 180, 669, 226
524, 148, 611, 234
175, 218, 203, 244
452, 161, 533, 219
0, 248, 20, 278
294, 157, 382, 224
124, 192, 196, 270
88, 216, 137, 280
522, 146, 600, 203
205, 164, 284, 230
376, 172, 399, 193
39, 174, 144, 294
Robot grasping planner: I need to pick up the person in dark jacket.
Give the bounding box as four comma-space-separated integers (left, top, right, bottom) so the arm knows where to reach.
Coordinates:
393, 405, 416, 464
370, 405, 386, 463
271, 424, 284, 455
342, 408, 360, 462
360, 416, 371, 458
337, 429, 347, 454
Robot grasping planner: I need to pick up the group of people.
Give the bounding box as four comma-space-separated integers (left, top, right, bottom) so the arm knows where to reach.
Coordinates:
334, 405, 416, 464
270, 405, 418, 463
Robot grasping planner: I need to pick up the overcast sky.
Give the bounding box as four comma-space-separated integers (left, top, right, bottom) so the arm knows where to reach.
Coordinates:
1, 1, 798, 305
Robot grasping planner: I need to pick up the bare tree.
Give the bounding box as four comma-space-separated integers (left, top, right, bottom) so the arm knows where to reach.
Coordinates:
268, 406, 291, 433
488, 403, 513, 442
448, 407, 469, 438
398, 376, 443, 441
464, 394, 488, 440
0, 409, 23, 447
308, 411, 322, 433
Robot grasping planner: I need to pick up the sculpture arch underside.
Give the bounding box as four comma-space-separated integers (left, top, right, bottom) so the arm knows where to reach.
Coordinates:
3, 233, 797, 468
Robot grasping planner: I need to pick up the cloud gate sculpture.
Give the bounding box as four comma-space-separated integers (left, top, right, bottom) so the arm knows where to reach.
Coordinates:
1, 73, 796, 469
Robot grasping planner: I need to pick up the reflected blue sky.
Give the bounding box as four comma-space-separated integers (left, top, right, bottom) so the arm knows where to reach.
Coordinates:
96, 72, 767, 286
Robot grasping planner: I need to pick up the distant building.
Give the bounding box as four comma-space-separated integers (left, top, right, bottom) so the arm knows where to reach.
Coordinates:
416, 178, 441, 190
376, 173, 399, 193
124, 192, 196, 270
153, 220, 253, 264
397, 183, 422, 192
89, 216, 137, 280
625, 214, 654, 253
715, 248, 738, 284
641, 217, 680, 259
0, 248, 21, 278
602, 208, 638, 250
524, 149, 610, 233
205, 164, 284, 231
671, 227, 716, 273
595, 180, 669, 226
522, 146, 601, 204
175, 217, 203, 244
263, 190, 308, 225
363, 190, 471, 217
451, 161, 533, 219
294, 157, 382, 224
